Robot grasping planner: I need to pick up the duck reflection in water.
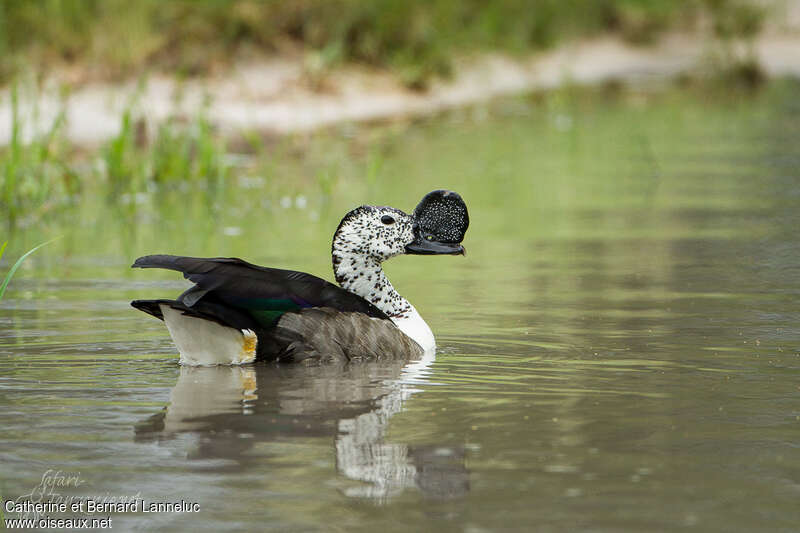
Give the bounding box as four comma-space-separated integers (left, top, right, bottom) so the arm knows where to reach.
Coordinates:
134, 352, 469, 501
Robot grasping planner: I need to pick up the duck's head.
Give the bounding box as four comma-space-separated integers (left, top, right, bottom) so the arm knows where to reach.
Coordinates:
332, 190, 469, 264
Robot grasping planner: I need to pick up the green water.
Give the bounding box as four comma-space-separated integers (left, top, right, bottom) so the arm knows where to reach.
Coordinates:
2, 82, 800, 532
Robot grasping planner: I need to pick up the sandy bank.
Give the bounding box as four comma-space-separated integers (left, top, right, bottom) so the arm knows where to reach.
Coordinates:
1, 30, 799, 147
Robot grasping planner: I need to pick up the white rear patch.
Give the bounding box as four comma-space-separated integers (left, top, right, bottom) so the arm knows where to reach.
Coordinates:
160, 305, 257, 366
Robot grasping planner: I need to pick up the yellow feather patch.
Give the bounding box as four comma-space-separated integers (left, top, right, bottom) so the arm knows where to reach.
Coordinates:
238, 329, 257, 364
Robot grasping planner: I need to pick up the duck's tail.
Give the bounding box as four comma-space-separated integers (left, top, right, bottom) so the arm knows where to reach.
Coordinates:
130, 299, 170, 320
132, 299, 257, 366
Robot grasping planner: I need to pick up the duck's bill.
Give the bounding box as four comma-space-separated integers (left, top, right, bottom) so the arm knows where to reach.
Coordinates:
406, 189, 469, 256
406, 238, 465, 255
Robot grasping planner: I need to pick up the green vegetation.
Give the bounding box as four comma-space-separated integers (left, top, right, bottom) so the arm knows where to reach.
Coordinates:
1, 85, 79, 225
705, 0, 768, 86
0, 239, 53, 299
102, 107, 229, 197
0, 85, 232, 226
0, 0, 767, 88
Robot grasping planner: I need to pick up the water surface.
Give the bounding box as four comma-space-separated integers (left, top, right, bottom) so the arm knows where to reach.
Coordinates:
2, 83, 800, 532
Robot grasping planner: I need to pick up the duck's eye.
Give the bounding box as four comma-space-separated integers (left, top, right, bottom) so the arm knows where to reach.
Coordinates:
380, 215, 395, 225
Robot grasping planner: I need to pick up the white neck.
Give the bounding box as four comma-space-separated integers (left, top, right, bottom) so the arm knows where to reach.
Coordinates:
392, 307, 436, 352
332, 250, 435, 351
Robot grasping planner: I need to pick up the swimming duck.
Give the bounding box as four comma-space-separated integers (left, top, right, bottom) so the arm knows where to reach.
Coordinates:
131, 190, 469, 365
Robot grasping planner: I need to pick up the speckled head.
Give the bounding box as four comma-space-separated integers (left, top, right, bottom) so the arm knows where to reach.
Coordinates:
332, 205, 416, 263
406, 190, 469, 255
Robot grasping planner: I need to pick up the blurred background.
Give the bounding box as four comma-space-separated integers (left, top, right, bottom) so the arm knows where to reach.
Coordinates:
2, 2, 800, 532
0, 0, 798, 239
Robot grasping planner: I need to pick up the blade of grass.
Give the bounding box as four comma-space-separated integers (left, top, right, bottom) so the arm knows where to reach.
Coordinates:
0, 238, 57, 300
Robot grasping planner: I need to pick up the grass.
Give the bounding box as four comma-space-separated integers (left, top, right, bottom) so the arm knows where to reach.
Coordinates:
704, 0, 768, 87
101, 106, 229, 197
0, 84, 231, 226
0, 0, 769, 89
0, 239, 53, 300
0, 85, 79, 225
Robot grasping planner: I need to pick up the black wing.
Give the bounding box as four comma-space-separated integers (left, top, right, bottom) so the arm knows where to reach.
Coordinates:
131, 255, 389, 328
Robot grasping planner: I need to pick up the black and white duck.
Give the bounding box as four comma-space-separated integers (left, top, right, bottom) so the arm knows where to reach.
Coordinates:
131, 190, 469, 365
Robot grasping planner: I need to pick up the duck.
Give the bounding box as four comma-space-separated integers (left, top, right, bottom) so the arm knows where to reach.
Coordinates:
131, 190, 469, 365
